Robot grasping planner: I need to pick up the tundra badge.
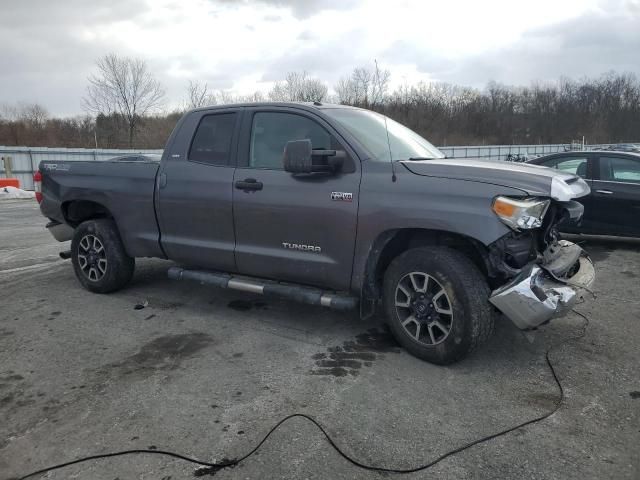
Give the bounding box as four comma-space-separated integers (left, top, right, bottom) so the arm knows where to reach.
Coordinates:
282, 242, 321, 253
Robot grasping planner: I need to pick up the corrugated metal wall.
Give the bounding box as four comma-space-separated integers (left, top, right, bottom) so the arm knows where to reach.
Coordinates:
0, 146, 162, 190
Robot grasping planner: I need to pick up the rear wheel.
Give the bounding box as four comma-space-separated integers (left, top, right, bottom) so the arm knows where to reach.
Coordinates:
383, 247, 494, 364
71, 219, 135, 293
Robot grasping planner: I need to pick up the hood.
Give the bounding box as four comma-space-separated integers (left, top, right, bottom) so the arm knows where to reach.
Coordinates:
400, 158, 590, 200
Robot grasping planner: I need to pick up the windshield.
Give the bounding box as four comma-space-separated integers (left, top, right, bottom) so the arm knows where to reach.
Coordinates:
323, 108, 445, 161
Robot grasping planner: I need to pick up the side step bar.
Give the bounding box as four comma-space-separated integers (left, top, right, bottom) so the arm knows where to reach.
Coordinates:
168, 267, 358, 311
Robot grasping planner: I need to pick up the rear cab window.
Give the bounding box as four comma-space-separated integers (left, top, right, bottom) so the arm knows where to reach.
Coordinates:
188, 113, 237, 165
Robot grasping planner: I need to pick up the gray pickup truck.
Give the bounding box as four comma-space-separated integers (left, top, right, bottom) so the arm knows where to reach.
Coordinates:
37, 102, 595, 364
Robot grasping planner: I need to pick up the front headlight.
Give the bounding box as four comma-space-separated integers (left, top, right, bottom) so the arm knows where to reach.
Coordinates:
492, 196, 550, 230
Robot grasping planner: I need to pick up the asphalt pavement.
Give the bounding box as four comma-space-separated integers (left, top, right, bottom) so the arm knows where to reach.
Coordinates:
1, 199, 638, 479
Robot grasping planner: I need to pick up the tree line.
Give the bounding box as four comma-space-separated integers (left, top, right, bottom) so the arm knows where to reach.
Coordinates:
1, 54, 639, 149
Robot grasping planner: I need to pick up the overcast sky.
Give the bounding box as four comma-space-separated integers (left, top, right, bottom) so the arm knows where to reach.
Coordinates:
1, 0, 639, 116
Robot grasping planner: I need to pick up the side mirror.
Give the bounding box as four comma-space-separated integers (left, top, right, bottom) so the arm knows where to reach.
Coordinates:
283, 139, 313, 174
283, 139, 342, 174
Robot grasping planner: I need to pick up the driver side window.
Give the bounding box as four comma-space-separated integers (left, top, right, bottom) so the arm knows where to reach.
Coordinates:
249, 112, 331, 169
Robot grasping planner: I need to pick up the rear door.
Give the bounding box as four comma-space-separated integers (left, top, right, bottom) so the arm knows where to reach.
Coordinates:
590, 154, 640, 236
157, 108, 241, 270
232, 107, 361, 290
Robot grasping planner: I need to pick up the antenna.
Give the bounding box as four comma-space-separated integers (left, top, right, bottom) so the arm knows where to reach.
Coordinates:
383, 115, 396, 182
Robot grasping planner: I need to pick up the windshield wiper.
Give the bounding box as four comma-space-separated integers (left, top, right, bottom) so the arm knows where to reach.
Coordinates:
407, 157, 434, 161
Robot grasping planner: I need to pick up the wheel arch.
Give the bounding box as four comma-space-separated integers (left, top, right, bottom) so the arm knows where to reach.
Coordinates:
62, 200, 115, 228
361, 228, 490, 302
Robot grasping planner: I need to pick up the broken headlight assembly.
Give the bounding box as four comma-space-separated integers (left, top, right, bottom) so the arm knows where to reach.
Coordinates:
492, 196, 551, 230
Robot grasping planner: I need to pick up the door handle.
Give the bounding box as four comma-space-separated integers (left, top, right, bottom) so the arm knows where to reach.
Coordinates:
235, 178, 263, 191
595, 189, 613, 195
159, 172, 167, 189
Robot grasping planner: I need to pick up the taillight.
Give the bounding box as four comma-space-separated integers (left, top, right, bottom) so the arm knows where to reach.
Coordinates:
33, 170, 43, 203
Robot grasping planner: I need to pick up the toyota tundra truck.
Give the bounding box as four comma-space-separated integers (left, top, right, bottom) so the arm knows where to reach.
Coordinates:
36, 102, 595, 364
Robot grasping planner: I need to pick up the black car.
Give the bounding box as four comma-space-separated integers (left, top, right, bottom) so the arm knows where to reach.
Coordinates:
610, 143, 640, 153
111, 153, 162, 162
528, 151, 640, 237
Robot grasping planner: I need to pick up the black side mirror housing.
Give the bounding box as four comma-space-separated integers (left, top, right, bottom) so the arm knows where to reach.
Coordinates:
283, 139, 343, 174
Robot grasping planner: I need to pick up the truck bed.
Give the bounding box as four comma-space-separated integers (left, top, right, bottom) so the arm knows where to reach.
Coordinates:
38, 159, 164, 258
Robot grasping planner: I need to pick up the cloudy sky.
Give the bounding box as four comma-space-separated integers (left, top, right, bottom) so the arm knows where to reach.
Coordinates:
1, 0, 639, 116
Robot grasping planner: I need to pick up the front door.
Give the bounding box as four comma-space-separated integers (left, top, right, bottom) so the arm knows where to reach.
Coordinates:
539, 154, 595, 233
157, 108, 241, 270
232, 108, 361, 290
590, 155, 640, 236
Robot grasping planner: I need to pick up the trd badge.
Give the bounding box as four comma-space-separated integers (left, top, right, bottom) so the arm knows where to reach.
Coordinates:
331, 192, 353, 202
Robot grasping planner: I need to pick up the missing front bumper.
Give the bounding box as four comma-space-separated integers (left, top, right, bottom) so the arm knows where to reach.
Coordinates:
489, 245, 595, 330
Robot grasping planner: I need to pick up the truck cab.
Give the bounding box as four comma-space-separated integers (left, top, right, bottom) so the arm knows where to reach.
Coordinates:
157, 104, 363, 290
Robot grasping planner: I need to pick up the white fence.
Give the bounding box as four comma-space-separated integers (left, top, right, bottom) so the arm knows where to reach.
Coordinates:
0, 143, 619, 190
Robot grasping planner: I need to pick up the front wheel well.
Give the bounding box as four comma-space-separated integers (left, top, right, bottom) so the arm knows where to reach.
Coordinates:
62, 200, 114, 228
363, 229, 490, 300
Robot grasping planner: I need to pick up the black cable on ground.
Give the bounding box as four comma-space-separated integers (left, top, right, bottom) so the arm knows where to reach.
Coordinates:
13, 309, 590, 480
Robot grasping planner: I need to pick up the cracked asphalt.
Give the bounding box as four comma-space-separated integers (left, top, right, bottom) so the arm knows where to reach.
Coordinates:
1, 199, 639, 479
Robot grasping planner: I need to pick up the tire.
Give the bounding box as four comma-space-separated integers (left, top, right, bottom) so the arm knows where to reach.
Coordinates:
71, 219, 135, 293
383, 246, 494, 365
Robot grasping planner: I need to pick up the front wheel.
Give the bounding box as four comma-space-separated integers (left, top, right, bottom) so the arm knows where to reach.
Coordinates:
383, 247, 494, 365
71, 219, 135, 293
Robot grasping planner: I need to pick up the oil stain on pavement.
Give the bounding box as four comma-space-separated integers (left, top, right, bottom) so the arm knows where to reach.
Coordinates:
99, 333, 215, 379
310, 327, 401, 377
0, 372, 36, 417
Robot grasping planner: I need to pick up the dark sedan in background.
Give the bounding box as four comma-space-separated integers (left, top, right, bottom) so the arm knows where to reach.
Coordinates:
112, 154, 162, 162
528, 151, 640, 237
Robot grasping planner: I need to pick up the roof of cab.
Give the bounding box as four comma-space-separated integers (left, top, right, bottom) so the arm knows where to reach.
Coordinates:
188, 101, 360, 114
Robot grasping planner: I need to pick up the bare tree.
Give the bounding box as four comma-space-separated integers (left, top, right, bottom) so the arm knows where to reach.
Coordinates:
268, 71, 328, 102
335, 61, 390, 106
216, 89, 237, 104
21, 103, 49, 128
0, 102, 49, 144
236, 91, 266, 103
209, 89, 264, 104
370, 60, 391, 105
3, 71, 640, 149
185, 80, 216, 109
83, 54, 165, 147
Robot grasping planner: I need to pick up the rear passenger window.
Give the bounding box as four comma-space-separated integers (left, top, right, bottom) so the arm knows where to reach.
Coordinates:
599, 156, 640, 183
189, 113, 236, 165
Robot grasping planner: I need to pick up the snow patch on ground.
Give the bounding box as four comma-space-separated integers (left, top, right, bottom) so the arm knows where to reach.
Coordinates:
0, 186, 36, 199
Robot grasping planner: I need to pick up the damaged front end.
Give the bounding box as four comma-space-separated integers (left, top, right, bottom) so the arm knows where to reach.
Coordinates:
487, 199, 595, 330
489, 241, 594, 329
